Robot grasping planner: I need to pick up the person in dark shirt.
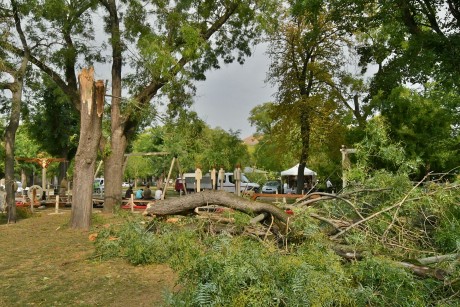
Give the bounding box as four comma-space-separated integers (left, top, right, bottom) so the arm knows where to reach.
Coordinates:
143, 185, 153, 200
124, 186, 133, 199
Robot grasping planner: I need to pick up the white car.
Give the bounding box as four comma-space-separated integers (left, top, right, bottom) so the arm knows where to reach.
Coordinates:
122, 182, 131, 188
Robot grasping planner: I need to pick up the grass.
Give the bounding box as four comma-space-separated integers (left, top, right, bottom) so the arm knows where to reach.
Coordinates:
0, 208, 177, 306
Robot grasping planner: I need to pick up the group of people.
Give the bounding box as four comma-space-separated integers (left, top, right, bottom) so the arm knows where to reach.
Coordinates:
124, 185, 162, 200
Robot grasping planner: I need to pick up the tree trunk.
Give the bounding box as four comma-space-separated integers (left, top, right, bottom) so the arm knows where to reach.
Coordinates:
297, 109, 311, 194
5, 85, 22, 223
4, 0, 29, 223
70, 68, 104, 230
102, 0, 124, 213
145, 190, 289, 225
104, 130, 126, 212
58, 148, 69, 186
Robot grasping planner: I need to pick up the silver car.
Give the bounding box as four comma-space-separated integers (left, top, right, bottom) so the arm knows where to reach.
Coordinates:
261, 181, 282, 194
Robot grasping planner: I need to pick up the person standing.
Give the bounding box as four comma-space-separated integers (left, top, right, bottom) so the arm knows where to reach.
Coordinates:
326, 179, 333, 194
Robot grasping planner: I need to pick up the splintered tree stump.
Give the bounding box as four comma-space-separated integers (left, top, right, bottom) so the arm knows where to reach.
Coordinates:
145, 190, 289, 224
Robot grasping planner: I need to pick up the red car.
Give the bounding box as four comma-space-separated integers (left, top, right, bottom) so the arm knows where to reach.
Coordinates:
175, 178, 185, 192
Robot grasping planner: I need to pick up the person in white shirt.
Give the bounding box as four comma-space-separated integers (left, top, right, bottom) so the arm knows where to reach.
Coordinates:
326, 179, 333, 193
154, 188, 163, 200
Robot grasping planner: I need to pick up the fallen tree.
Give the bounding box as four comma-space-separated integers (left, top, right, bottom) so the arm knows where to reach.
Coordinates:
144, 190, 290, 225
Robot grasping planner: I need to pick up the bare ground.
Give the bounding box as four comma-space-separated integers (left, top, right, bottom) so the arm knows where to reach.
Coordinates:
0, 209, 178, 306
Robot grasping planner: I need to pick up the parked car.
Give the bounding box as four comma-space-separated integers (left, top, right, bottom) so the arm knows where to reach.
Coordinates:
179, 172, 260, 193
122, 182, 131, 188
261, 180, 282, 194
175, 178, 184, 192
0, 181, 23, 193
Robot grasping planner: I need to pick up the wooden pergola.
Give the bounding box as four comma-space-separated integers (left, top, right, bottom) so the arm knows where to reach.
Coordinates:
16, 157, 67, 191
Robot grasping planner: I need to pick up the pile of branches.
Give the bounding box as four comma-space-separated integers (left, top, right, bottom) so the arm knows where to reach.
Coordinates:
144, 182, 460, 283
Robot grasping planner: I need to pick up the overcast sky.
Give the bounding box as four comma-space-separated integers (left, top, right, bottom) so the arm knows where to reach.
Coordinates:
191, 44, 275, 138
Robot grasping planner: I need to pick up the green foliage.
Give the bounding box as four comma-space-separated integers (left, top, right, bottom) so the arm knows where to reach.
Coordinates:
23, 77, 79, 159
348, 116, 421, 184
433, 203, 460, 253
168, 235, 354, 306
350, 257, 430, 306
372, 86, 460, 178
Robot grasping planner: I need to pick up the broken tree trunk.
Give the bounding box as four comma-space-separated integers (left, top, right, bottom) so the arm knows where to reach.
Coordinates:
145, 190, 289, 225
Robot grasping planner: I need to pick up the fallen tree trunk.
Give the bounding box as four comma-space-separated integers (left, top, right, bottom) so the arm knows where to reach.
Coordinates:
144, 190, 289, 225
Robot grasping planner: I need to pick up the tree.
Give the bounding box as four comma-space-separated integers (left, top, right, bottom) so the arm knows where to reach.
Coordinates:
0, 0, 30, 223
70, 67, 104, 230
266, 0, 356, 193
100, 0, 273, 212
4, 0, 270, 228
248, 102, 297, 171
351, 0, 460, 177
24, 76, 79, 184
373, 85, 460, 176
200, 128, 250, 171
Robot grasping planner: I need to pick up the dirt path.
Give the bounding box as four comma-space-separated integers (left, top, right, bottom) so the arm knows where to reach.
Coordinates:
0, 210, 177, 306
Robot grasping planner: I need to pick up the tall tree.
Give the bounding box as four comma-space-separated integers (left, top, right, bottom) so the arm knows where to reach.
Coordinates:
266, 0, 356, 193
0, 0, 30, 223
3, 0, 272, 228
352, 0, 460, 176
99, 0, 273, 212
2, 0, 110, 229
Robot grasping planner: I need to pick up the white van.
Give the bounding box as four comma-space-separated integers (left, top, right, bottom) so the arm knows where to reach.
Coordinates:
182, 172, 259, 193
219, 172, 260, 193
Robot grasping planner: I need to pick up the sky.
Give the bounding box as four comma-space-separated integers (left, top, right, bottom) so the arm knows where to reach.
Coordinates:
191, 44, 275, 139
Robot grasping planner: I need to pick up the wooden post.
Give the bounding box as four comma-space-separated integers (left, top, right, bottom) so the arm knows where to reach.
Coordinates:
41, 167, 46, 193
210, 167, 216, 190
55, 195, 59, 214
195, 167, 202, 193
162, 157, 175, 200
130, 194, 134, 212
234, 166, 241, 196
31, 188, 36, 213
218, 167, 225, 190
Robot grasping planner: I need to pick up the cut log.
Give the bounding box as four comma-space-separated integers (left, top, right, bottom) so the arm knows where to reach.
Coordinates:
144, 190, 289, 224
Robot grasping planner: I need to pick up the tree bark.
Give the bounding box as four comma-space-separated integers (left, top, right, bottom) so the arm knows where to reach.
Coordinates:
101, 0, 124, 213
145, 190, 290, 225
70, 69, 104, 230
4, 0, 29, 223
5, 84, 22, 223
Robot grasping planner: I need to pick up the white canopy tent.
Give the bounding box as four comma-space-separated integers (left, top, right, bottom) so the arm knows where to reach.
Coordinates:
281, 164, 316, 176
280, 164, 317, 194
